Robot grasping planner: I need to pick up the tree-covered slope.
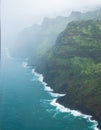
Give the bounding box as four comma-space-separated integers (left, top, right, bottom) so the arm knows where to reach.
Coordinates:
36, 20, 101, 128
10, 8, 101, 64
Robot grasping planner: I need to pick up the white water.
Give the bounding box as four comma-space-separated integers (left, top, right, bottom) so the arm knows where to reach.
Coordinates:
23, 62, 99, 130
2, 48, 99, 130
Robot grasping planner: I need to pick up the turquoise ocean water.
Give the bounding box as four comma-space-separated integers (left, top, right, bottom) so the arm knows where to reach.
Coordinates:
0, 48, 99, 130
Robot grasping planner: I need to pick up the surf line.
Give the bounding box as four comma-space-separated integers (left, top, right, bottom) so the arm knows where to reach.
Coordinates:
22, 61, 100, 130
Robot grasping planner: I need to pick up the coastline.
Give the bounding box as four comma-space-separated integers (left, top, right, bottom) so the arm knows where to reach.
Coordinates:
42, 74, 101, 130
23, 61, 100, 130
31, 65, 100, 130
36, 66, 101, 130
57, 96, 101, 130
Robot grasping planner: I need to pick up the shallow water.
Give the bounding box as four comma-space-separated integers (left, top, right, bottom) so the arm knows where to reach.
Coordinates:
0, 48, 99, 130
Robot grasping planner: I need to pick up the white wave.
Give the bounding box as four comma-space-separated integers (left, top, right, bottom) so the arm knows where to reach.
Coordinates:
51, 98, 70, 113
50, 99, 99, 130
32, 69, 43, 81
50, 92, 66, 98
89, 118, 99, 130
31, 68, 99, 130
32, 69, 53, 92
44, 86, 53, 92
94, 128, 99, 130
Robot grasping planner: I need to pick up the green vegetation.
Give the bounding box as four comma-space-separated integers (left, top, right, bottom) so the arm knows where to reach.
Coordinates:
36, 20, 101, 127
10, 8, 101, 65
10, 8, 101, 127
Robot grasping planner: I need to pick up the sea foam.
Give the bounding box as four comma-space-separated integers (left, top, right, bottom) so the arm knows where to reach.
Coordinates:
50, 92, 66, 98
50, 98, 99, 130
24, 67, 99, 130
32, 69, 53, 92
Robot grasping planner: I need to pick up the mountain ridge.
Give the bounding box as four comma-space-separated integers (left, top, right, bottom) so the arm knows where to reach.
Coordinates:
10, 8, 101, 129
10, 8, 101, 65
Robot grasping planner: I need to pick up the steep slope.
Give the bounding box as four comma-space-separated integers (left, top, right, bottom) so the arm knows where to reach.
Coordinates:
10, 8, 101, 64
36, 20, 101, 128
10, 16, 69, 62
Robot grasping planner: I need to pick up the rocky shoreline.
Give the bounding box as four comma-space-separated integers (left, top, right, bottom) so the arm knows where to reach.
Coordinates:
57, 94, 101, 129
35, 53, 101, 130
17, 10, 101, 130
35, 68, 101, 129
35, 65, 101, 130
9, 7, 101, 130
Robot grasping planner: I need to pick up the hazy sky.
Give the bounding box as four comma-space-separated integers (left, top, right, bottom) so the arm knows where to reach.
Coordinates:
1, 0, 101, 46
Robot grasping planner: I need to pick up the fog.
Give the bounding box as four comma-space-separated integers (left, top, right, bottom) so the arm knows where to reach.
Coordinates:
1, 0, 101, 47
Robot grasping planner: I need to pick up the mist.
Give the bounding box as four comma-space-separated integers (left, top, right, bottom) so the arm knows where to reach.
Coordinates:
1, 0, 101, 48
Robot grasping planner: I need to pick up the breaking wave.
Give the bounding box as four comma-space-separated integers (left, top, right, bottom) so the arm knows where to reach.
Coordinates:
23, 63, 99, 130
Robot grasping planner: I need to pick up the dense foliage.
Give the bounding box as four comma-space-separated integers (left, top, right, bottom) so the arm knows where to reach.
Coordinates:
36, 20, 101, 127
10, 8, 101, 65
10, 8, 101, 127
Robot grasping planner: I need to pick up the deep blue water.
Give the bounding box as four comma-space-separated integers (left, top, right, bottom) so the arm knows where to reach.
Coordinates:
0, 48, 99, 130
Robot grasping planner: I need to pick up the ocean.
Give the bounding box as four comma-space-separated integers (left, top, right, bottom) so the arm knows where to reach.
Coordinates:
0, 48, 99, 130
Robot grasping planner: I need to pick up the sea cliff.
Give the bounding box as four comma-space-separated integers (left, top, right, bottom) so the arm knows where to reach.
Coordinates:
10, 8, 101, 64
10, 8, 101, 129
35, 20, 101, 129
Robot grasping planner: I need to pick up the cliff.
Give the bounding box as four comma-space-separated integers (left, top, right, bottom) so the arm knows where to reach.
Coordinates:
36, 20, 101, 128
10, 8, 101, 65
10, 8, 101, 128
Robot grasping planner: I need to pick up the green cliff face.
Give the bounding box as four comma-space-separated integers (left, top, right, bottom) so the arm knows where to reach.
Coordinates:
11, 8, 101, 65
36, 20, 101, 127
10, 8, 101, 127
